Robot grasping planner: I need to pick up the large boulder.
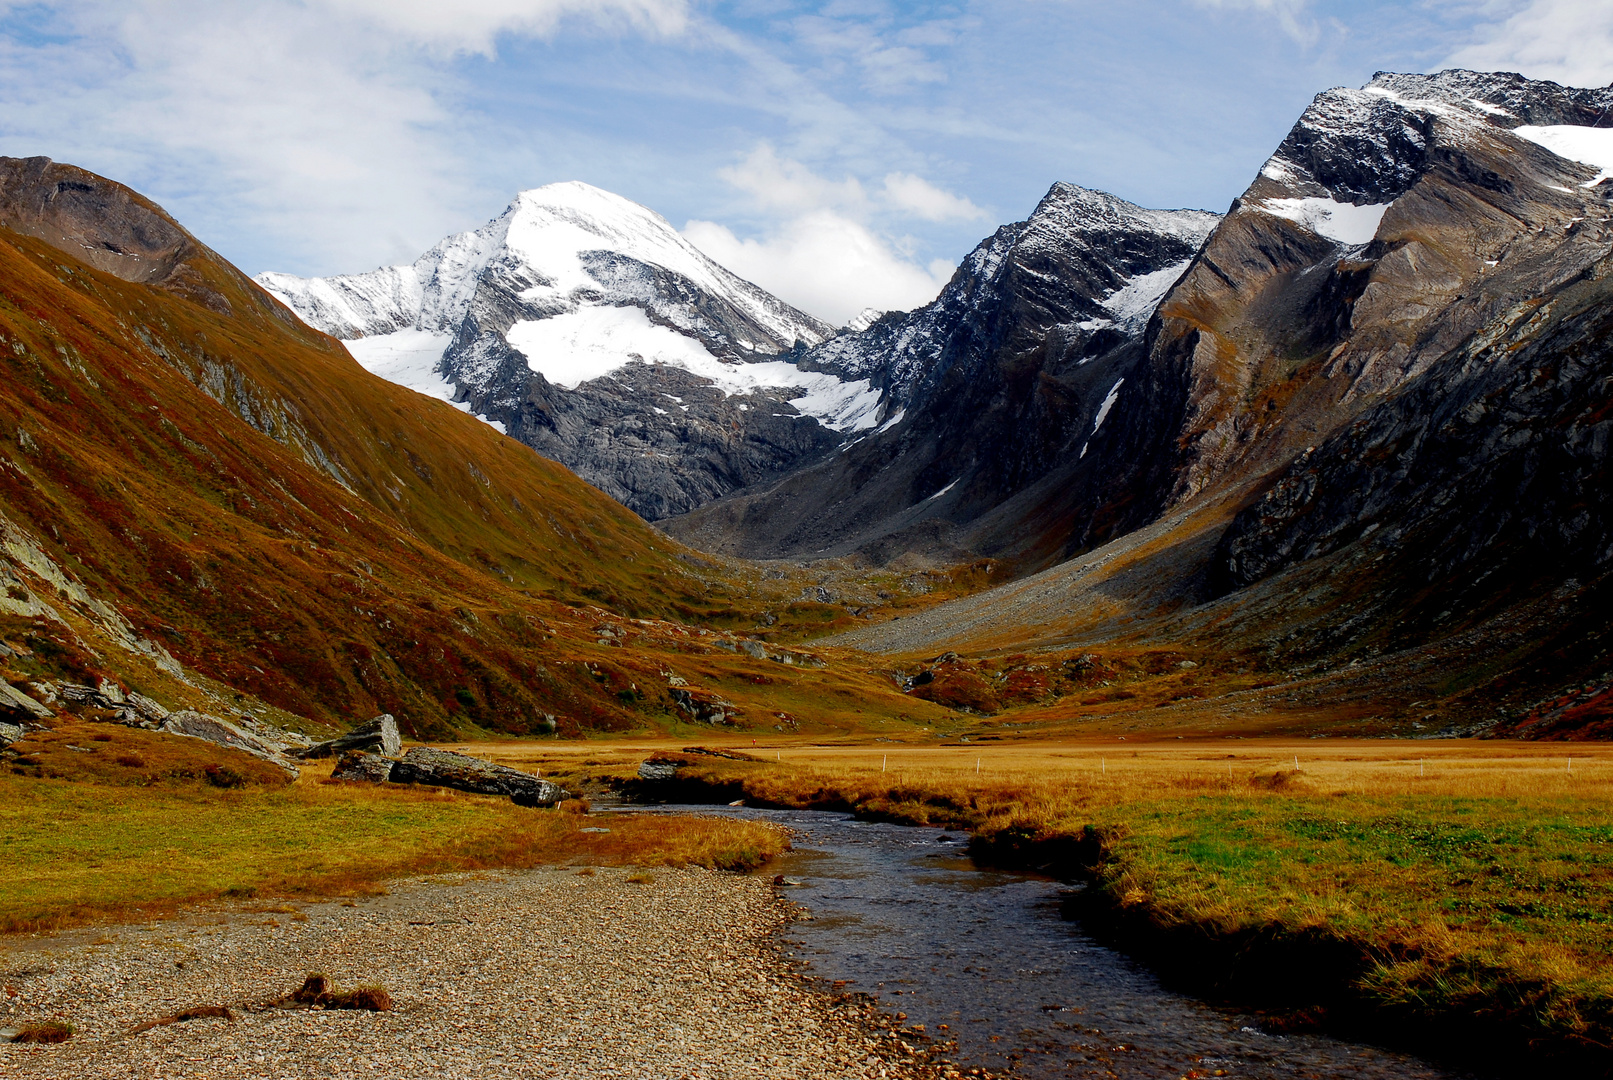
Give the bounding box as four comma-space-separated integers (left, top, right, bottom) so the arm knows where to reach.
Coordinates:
637, 759, 679, 781
330, 750, 396, 783
0, 681, 52, 720
160, 710, 300, 777
297, 714, 400, 759
389, 746, 563, 807
0, 718, 24, 748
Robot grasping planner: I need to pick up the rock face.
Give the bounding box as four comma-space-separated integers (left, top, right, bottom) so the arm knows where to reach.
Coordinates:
160, 711, 301, 777
662, 184, 1220, 565
389, 746, 564, 807
0, 719, 24, 747
256, 183, 897, 521
298, 714, 401, 759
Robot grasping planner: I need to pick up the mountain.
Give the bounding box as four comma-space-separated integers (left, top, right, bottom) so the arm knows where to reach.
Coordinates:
821, 69, 1613, 734
258, 183, 893, 521
0, 156, 948, 740
662, 183, 1220, 565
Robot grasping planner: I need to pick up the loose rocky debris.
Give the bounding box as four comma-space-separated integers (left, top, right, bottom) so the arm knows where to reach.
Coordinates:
296, 714, 400, 760
0, 867, 952, 1079
331, 745, 565, 807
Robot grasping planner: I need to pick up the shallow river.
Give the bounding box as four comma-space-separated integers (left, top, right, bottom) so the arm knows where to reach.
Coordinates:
628, 805, 1475, 1080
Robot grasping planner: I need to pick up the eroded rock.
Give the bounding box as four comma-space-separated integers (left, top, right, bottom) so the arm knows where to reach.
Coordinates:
390, 746, 562, 807
297, 714, 400, 759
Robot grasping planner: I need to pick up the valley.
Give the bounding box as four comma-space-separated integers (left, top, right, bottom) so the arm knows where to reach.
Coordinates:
2, 64, 1612, 1080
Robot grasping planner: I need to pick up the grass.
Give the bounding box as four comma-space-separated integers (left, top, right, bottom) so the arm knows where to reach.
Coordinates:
487, 735, 1613, 1070
0, 761, 787, 934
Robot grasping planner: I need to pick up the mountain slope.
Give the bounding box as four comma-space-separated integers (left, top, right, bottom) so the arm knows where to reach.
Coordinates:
818, 70, 1613, 734
258, 183, 893, 521
0, 156, 948, 739
662, 183, 1219, 566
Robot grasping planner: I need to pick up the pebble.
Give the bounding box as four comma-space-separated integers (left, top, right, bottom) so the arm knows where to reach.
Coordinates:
0, 867, 950, 1079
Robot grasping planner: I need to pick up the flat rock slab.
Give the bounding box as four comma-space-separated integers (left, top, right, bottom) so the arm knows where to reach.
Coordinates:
0, 867, 937, 1079
390, 746, 563, 807
298, 714, 400, 759
160, 712, 299, 778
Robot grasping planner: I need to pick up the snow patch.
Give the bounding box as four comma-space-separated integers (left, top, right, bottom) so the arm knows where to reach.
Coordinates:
876, 408, 906, 433
340, 330, 502, 434
1101, 260, 1192, 329
1257, 197, 1390, 245
1080, 377, 1125, 459
504, 305, 882, 431
1513, 125, 1613, 187
925, 478, 960, 501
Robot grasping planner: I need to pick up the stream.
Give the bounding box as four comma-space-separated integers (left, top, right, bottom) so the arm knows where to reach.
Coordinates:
619, 804, 1474, 1080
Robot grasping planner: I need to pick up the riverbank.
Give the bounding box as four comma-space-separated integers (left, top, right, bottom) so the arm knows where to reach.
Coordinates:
501, 739, 1613, 1078
0, 865, 948, 1079
0, 764, 787, 934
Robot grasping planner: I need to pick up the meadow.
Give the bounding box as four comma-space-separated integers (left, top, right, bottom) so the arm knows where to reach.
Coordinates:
0, 727, 787, 935
493, 735, 1613, 1069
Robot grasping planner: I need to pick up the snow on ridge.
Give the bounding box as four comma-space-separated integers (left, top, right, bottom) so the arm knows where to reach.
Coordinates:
1257, 197, 1390, 245
1512, 125, 1613, 187
258, 181, 830, 353
504, 306, 881, 432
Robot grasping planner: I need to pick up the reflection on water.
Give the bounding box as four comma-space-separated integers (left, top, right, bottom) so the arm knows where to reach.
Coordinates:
628, 805, 1474, 1080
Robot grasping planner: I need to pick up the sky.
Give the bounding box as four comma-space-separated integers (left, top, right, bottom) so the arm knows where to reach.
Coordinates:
0, 1, 1609, 325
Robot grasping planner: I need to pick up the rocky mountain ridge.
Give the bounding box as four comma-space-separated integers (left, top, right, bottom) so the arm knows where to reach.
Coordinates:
663, 183, 1221, 564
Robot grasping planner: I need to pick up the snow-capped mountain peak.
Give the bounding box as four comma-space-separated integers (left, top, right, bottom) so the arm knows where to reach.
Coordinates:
257, 182, 866, 521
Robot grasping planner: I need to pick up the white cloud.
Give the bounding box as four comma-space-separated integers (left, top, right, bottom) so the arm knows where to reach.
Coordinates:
683, 211, 954, 326
0, 1, 688, 276
718, 144, 868, 215
689, 146, 977, 322
1191, 0, 1318, 46
323, 0, 688, 56
1445, 0, 1613, 89
882, 172, 987, 222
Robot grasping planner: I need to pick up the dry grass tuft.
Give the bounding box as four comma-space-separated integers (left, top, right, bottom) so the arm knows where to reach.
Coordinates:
10, 1021, 73, 1043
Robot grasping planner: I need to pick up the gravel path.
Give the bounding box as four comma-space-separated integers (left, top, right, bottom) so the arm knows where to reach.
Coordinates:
0, 866, 951, 1079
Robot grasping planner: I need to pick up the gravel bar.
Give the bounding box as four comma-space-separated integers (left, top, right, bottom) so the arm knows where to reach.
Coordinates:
0, 866, 956, 1079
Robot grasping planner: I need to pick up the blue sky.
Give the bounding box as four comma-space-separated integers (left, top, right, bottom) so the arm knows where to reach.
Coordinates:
0, 0, 1608, 323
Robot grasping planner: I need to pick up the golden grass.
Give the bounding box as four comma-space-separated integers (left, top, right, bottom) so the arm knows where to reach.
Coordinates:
0, 764, 787, 935
485, 735, 1613, 1059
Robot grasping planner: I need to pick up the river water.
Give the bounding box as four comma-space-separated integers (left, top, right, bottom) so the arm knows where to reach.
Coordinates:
626, 805, 1473, 1080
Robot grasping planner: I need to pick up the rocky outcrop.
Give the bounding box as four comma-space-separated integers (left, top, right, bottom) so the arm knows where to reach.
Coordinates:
389, 746, 564, 807
298, 714, 400, 759
0, 719, 24, 747
0, 681, 52, 720
160, 711, 300, 777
